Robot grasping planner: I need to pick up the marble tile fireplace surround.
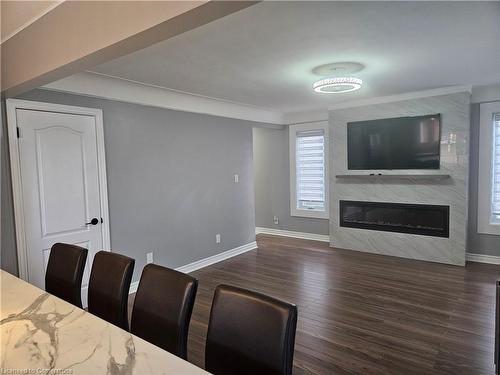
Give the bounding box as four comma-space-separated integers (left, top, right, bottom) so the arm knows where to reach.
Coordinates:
330, 92, 470, 266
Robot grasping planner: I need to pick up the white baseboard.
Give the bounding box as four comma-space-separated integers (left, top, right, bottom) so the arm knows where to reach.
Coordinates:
176, 241, 257, 274
466, 253, 500, 265
255, 227, 330, 243
254, 229, 500, 266
129, 241, 257, 294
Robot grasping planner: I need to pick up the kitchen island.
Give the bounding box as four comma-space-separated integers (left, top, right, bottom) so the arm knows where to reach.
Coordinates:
0, 270, 209, 374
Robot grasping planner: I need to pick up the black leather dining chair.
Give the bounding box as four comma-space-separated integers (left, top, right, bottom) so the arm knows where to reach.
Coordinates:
45, 243, 88, 308
88, 251, 134, 330
205, 285, 298, 375
495, 279, 500, 374
130, 264, 198, 359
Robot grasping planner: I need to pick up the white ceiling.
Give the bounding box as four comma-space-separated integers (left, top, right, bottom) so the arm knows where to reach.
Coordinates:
89, 2, 500, 114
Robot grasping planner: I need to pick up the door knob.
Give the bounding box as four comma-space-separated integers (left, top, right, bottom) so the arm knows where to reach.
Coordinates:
85, 218, 99, 226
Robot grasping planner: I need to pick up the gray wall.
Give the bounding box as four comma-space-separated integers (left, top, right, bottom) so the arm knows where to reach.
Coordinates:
253, 127, 329, 235
3, 84, 498, 278
3, 89, 260, 283
468, 100, 500, 255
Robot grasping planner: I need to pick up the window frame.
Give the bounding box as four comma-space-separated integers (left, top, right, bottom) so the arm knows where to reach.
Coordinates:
478, 101, 500, 235
289, 121, 329, 219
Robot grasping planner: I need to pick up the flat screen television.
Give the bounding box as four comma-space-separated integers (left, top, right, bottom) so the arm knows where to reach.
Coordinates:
347, 114, 441, 170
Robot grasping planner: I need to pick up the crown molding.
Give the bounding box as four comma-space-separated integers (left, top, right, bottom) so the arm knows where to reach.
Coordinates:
281, 108, 328, 125
42, 71, 284, 124
42, 73, 475, 125
328, 85, 471, 111
281, 85, 472, 125
471, 83, 500, 104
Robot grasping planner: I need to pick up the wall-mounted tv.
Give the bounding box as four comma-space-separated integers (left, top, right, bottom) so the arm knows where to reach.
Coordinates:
347, 114, 441, 170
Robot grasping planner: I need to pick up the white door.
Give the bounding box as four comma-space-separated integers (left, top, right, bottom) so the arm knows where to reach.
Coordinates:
7, 100, 110, 307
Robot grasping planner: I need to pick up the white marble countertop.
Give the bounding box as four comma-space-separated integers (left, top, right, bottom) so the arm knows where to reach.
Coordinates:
0, 270, 210, 374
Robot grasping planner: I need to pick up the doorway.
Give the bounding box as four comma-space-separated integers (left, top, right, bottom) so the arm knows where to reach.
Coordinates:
6, 99, 110, 306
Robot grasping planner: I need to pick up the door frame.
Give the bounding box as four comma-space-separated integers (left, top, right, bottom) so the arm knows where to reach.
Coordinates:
6, 99, 111, 281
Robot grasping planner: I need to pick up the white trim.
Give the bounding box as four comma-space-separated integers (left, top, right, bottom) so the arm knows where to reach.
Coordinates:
282, 108, 329, 125
41, 74, 475, 126
43, 72, 284, 124
289, 121, 329, 219
251, 232, 500, 265
471, 84, 500, 104
477, 101, 500, 235
5, 99, 111, 281
255, 227, 330, 242
128, 241, 258, 294
1, 1, 64, 44
466, 253, 500, 265
328, 85, 471, 111
176, 241, 257, 274
94, 110, 111, 250
127, 244, 496, 294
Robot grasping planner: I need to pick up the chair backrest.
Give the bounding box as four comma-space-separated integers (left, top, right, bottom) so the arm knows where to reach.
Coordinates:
88, 251, 134, 330
496, 280, 500, 374
45, 243, 88, 308
205, 285, 298, 375
130, 264, 198, 359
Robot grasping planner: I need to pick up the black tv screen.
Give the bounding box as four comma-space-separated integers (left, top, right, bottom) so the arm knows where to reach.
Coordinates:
347, 114, 441, 170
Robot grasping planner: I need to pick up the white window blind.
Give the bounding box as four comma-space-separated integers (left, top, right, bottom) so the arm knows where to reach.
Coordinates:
492, 113, 500, 220
296, 129, 325, 211
478, 102, 500, 235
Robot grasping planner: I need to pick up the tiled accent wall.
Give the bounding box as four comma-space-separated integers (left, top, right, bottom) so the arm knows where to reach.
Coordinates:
330, 92, 470, 265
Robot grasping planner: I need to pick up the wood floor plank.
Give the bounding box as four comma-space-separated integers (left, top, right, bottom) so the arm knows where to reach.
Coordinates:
130, 234, 500, 374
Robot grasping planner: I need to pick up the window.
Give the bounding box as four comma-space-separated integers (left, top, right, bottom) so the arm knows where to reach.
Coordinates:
478, 102, 500, 235
492, 112, 500, 221
289, 122, 329, 219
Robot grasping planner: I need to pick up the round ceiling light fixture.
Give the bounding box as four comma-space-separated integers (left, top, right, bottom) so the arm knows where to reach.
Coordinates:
312, 62, 364, 76
313, 77, 363, 94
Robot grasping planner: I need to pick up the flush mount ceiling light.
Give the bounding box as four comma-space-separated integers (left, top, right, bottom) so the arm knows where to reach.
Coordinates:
312, 62, 364, 76
313, 77, 363, 94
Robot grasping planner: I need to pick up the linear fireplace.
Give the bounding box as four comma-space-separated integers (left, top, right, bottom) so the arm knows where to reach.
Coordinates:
339, 200, 449, 238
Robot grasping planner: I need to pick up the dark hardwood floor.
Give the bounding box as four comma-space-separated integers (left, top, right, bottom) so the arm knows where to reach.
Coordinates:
130, 234, 500, 374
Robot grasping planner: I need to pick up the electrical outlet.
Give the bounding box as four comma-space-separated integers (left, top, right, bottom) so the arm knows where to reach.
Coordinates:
216, 234, 221, 244
234, 174, 239, 183
146, 252, 154, 264
273, 216, 279, 225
